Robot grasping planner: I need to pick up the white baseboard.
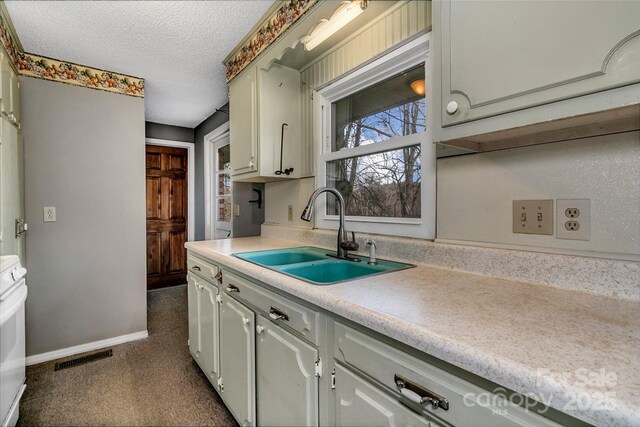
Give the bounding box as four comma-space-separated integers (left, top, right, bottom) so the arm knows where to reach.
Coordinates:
25, 330, 148, 366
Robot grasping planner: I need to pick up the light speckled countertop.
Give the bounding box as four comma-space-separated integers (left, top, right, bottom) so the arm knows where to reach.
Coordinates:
186, 237, 640, 427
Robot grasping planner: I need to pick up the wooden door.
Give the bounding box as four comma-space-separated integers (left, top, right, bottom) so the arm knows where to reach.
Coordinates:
146, 145, 188, 289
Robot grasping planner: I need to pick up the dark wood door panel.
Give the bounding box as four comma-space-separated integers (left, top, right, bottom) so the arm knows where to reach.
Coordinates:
147, 233, 162, 276
146, 176, 162, 220
169, 177, 185, 221
168, 231, 187, 273
146, 152, 162, 170
146, 144, 188, 290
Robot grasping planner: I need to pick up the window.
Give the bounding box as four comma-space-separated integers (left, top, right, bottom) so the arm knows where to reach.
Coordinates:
315, 35, 434, 238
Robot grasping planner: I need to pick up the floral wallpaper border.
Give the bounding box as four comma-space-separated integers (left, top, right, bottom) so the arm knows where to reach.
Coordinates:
225, 0, 318, 82
0, 9, 144, 98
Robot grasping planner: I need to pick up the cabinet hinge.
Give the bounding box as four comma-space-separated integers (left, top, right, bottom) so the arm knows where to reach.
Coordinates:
215, 294, 223, 304
311, 92, 314, 101
187, 339, 190, 346
217, 377, 224, 392
315, 358, 323, 378
331, 368, 336, 390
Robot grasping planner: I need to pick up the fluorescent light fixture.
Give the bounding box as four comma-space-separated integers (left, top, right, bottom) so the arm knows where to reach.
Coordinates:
301, 1, 367, 51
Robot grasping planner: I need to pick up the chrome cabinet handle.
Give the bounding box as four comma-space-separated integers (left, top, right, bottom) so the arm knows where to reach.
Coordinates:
395, 374, 449, 411
268, 306, 289, 322
226, 284, 240, 293
191, 265, 201, 271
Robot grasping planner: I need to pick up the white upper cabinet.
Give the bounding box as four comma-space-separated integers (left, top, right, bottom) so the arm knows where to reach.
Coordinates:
431, 0, 640, 148
229, 62, 302, 182
0, 50, 20, 129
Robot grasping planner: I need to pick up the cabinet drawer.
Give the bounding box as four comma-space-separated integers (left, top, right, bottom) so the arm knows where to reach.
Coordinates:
223, 270, 319, 345
333, 322, 559, 427
187, 254, 220, 284
334, 364, 430, 427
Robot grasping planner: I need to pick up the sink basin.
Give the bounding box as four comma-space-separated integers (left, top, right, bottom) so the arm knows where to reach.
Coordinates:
233, 246, 413, 285
235, 247, 327, 266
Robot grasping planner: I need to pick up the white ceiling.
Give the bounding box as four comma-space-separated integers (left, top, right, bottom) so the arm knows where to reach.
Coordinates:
5, 0, 274, 128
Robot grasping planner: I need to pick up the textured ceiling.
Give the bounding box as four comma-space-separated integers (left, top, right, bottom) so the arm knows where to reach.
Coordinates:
5, 0, 274, 128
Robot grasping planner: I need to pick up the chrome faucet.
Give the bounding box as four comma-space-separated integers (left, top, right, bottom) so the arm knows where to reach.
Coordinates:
366, 239, 377, 265
301, 187, 359, 261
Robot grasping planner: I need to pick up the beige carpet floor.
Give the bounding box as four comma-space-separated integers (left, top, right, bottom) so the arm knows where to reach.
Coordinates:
18, 285, 237, 426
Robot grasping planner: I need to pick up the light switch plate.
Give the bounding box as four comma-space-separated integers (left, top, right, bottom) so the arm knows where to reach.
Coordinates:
43, 207, 56, 222
556, 199, 590, 241
512, 200, 553, 235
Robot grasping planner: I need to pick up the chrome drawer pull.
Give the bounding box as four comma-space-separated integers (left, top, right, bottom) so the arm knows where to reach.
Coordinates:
269, 306, 289, 322
226, 284, 240, 293
395, 374, 449, 411
191, 265, 201, 271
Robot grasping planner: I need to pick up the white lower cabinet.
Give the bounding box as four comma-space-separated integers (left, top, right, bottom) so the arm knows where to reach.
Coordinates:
256, 314, 319, 427
199, 281, 219, 384
188, 254, 573, 427
334, 364, 431, 427
187, 273, 220, 386
187, 274, 201, 363
219, 293, 256, 427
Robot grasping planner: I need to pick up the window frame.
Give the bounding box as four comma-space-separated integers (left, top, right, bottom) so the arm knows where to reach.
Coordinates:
313, 33, 435, 239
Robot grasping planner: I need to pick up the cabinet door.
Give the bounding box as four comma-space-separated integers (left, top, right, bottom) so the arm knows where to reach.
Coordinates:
230, 67, 258, 177
256, 315, 318, 427
0, 118, 24, 260
0, 53, 11, 116
9, 73, 19, 126
334, 365, 430, 427
187, 274, 201, 363
199, 281, 220, 386
436, 1, 640, 127
220, 293, 256, 426
257, 64, 301, 178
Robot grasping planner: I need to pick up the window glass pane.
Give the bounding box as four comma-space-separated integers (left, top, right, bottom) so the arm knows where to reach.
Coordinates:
217, 172, 231, 196
217, 145, 231, 171
217, 198, 231, 222
326, 146, 421, 218
332, 64, 425, 152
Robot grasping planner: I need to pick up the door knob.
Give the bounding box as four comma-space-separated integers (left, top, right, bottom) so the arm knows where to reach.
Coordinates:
256, 325, 264, 334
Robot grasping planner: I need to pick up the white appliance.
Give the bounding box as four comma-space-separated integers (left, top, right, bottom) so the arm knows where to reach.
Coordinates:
0, 255, 27, 427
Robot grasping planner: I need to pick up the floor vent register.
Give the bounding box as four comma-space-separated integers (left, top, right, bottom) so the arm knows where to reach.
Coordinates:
54, 349, 113, 371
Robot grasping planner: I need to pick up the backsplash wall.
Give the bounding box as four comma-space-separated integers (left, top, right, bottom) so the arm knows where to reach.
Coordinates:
437, 131, 640, 259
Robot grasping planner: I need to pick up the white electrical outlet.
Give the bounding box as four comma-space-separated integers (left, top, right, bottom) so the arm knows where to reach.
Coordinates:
234, 204, 240, 217
43, 207, 56, 222
556, 199, 590, 240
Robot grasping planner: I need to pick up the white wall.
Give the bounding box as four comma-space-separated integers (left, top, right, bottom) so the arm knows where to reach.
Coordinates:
436, 131, 640, 258
21, 77, 147, 356
265, 178, 316, 229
